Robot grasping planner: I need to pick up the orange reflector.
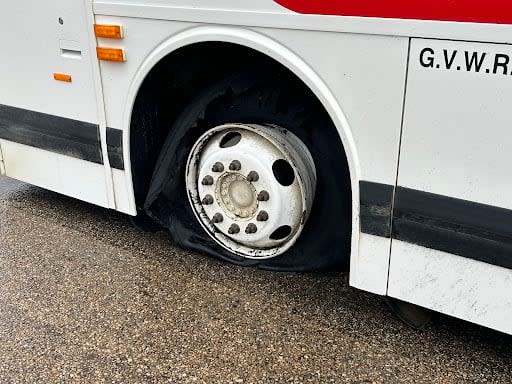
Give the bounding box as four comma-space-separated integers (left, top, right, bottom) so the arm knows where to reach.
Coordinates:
96, 47, 125, 62
94, 24, 123, 39
53, 73, 72, 82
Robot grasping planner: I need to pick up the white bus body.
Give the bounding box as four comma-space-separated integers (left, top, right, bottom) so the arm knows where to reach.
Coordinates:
1, 0, 511, 334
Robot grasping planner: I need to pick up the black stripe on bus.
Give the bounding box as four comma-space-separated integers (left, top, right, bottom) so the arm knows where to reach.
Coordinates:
360, 181, 512, 270
360, 181, 394, 238
106, 127, 124, 170
0, 104, 103, 164
393, 187, 512, 270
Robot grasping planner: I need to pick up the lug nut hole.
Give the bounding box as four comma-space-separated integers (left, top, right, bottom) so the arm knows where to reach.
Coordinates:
219, 131, 242, 148
270, 225, 292, 240
272, 159, 295, 186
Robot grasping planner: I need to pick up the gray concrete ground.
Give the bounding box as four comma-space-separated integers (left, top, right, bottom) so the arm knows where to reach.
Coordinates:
0, 175, 510, 383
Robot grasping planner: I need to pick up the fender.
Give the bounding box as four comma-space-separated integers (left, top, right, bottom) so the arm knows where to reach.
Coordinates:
121, 25, 362, 262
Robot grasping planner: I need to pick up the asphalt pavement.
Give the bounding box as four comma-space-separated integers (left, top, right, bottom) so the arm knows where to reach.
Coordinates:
0, 175, 510, 383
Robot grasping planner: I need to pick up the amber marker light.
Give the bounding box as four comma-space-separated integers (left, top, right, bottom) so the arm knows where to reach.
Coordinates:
53, 73, 72, 82
94, 24, 123, 39
96, 47, 126, 62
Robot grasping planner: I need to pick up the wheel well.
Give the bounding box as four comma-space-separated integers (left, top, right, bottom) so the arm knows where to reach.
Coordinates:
131, 42, 275, 208
130, 42, 351, 223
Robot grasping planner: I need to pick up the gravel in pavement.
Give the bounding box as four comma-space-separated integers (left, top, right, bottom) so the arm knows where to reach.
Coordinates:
0, 176, 510, 383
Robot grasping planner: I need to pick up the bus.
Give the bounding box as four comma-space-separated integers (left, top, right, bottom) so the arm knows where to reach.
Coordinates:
1, 0, 510, 334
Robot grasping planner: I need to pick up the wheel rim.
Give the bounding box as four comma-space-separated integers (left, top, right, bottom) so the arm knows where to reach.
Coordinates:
186, 123, 316, 259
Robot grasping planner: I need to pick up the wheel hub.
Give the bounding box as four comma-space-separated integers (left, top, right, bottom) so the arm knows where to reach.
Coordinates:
216, 173, 258, 219
186, 123, 316, 259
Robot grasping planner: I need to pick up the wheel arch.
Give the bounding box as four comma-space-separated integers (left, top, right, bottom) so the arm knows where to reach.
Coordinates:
123, 25, 362, 261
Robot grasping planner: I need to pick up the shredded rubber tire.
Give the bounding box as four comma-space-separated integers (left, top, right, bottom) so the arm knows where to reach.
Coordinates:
144, 71, 352, 271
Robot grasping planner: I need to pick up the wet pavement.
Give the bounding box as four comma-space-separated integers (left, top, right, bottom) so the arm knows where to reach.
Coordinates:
0, 175, 510, 383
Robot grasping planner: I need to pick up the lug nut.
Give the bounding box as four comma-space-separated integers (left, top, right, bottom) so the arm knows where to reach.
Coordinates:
257, 211, 269, 222
212, 162, 224, 173
245, 223, 257, 234
257, 190, 270, 202
212, 213, 224, 223
229, 160, 242, 171
202, 194, 214, 205
201, 175, 214, 186
247, 171, 259, 182
228, 224, 240, 234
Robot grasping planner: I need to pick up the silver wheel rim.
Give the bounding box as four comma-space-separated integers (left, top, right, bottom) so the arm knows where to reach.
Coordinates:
186, 123, 316, 259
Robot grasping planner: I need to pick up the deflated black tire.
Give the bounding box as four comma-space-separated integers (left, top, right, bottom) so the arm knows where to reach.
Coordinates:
144, 71, 352, 272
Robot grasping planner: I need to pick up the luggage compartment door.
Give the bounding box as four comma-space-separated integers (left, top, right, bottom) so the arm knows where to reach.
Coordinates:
388, 38, 512, 334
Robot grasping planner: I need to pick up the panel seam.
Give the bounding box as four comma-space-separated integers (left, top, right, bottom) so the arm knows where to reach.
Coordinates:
386, 37, 412, 294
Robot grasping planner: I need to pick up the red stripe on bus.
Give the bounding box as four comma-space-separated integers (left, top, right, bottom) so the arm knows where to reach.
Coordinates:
274, 0, 512, 24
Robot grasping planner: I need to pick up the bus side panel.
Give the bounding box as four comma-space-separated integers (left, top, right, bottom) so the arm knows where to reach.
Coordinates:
1, 140, 110, 207
255, 29, 409, 294
389, 242, 512, 334
0, 1, 112, 208
0, 1, 98, 122
388, 38, 512, 334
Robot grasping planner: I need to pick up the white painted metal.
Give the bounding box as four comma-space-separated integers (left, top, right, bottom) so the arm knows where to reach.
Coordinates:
111, 168, 134, 215
387, 37, 512, 332
1, 140, 109, 207
352, 233, 394, 295
0, 0, 114, 208
84, 0, 117, 210
186, 124, 316, 259
388, 241, 512, 335
398, 38, 512, 210
0, 0, 97, 122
